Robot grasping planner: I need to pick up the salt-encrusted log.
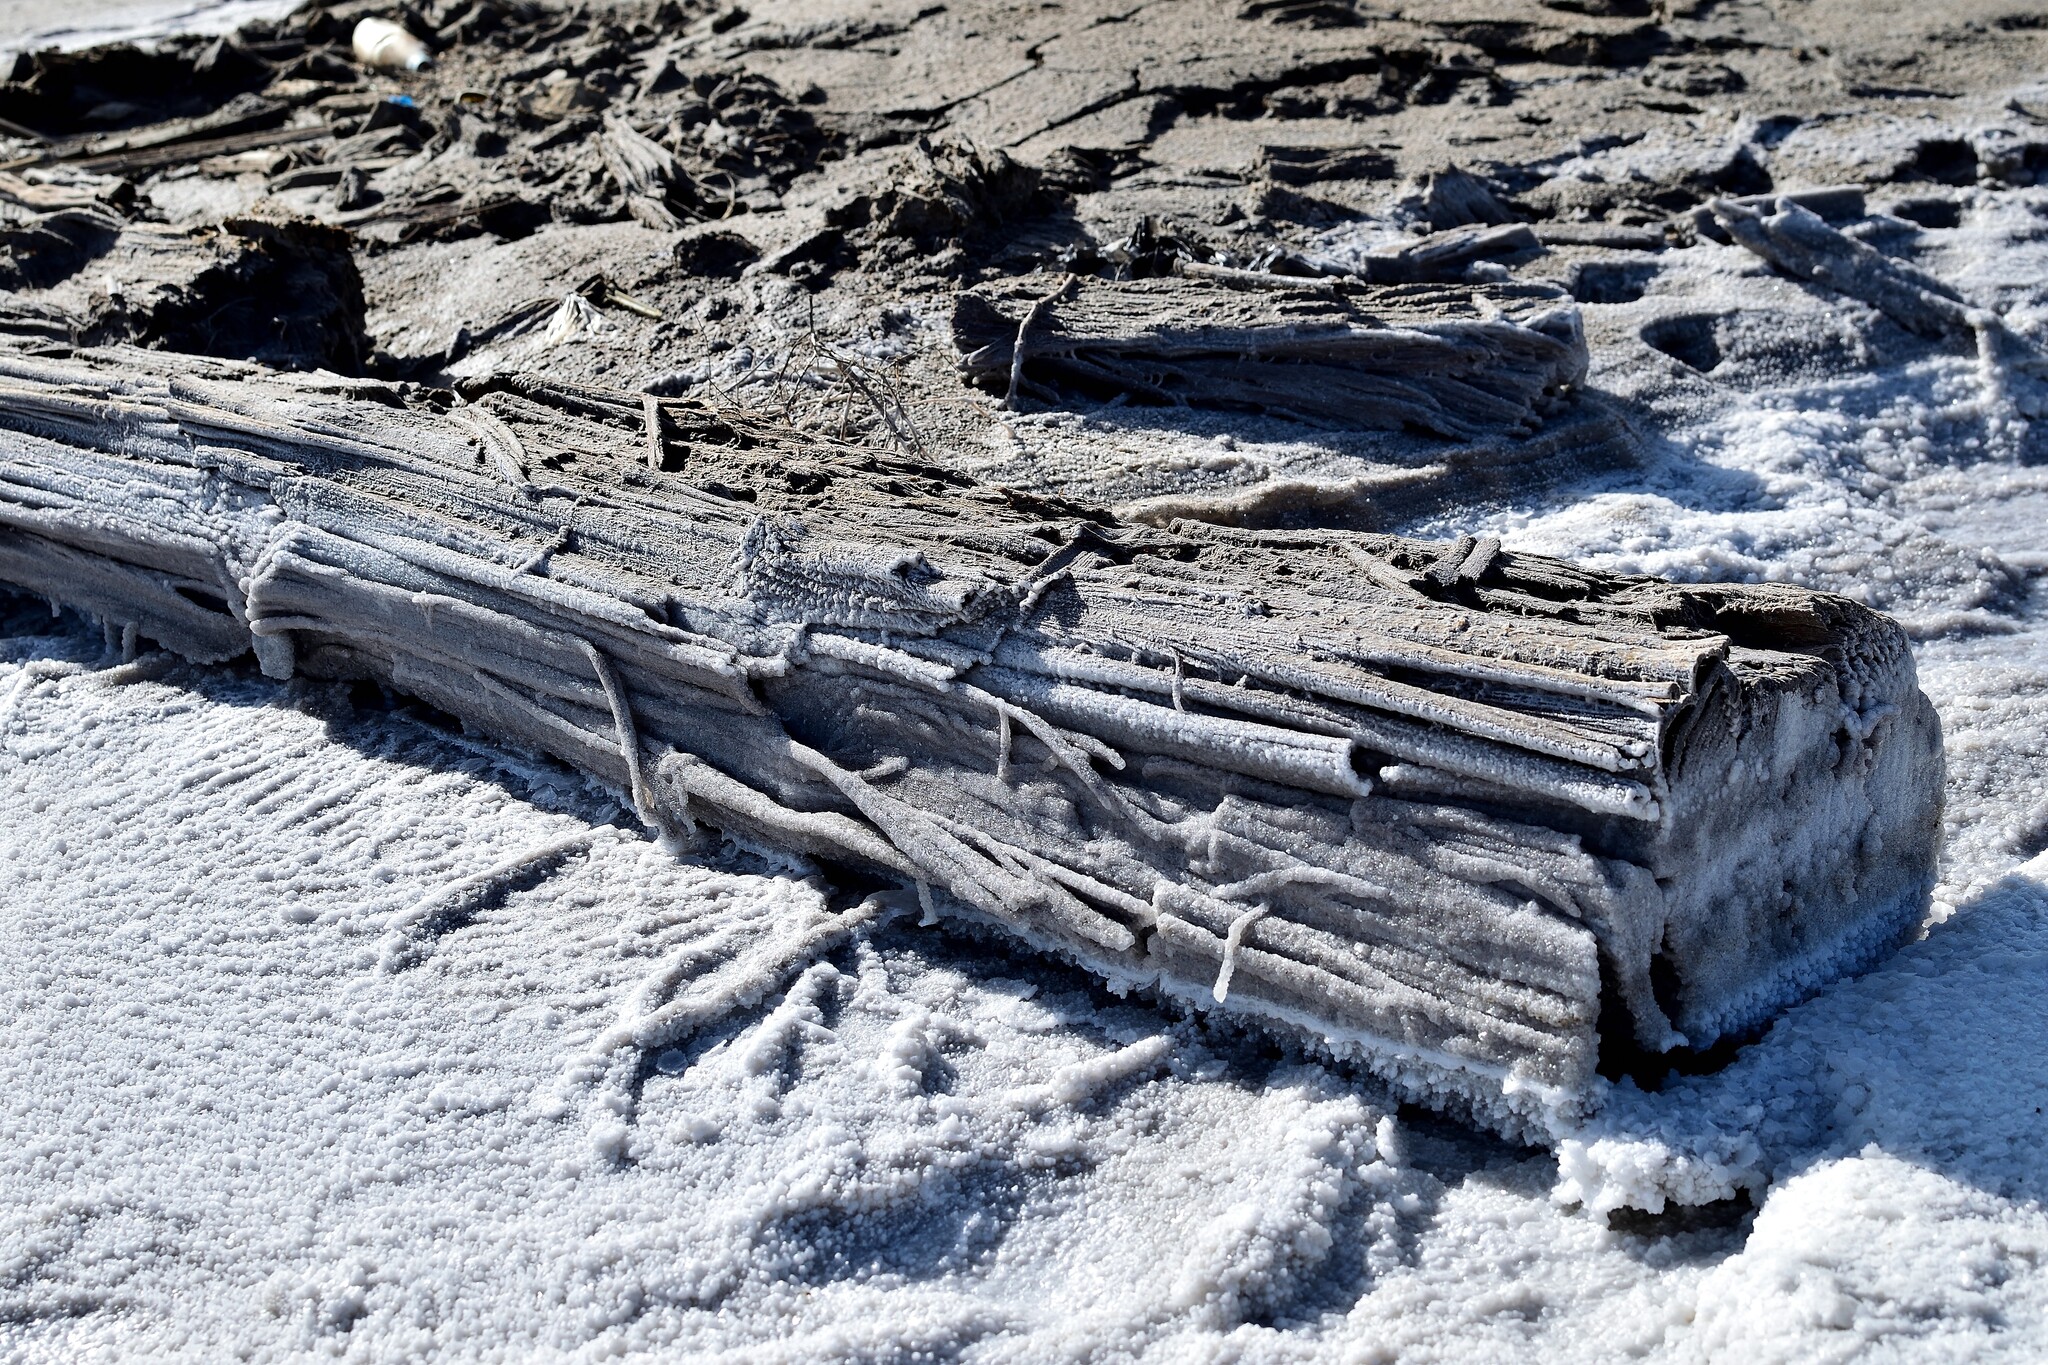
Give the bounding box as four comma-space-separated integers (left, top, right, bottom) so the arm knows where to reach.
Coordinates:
0, 345, 1942, 1141
1355, 223, 1542, 284
1210, 224, 1543, 287
1708, 197, 1973, 338
951, 274, 1588, 438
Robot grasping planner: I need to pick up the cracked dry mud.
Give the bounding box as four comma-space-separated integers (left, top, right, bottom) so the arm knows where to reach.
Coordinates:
1, 0, 2045, 1136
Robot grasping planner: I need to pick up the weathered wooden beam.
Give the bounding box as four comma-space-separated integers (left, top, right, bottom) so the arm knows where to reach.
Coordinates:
0, 345, 1942, 1140
951, 273, 1589, 438
0, 94, 329, 176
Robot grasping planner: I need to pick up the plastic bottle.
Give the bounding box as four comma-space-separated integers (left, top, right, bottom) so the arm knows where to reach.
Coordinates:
352, 18, 434, 73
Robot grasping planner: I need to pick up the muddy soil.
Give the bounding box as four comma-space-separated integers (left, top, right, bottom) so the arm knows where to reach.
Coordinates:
2, 0, 2046, 524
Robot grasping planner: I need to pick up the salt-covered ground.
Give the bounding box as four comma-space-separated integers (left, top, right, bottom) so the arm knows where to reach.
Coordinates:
0, 0, 294, 62
8, 9, 2048, 1360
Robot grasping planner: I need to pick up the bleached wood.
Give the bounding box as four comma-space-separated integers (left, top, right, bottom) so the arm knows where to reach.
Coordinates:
0, 345, 1942, 1139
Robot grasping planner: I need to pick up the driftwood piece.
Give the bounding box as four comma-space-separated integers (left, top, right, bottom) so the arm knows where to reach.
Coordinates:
1358, 223, 1543, 283
51, 93, 289, 159
1687, 186, 1867, 243
1262, 145, 1397, 185
1709, 196, 1970, 338
1532, 223, 1667, 251
0, 346, 1942, 1140
0, 94, 331, 177
1249, 224, 1543, 286
335, 189, 542, 242
1108, 399, 1640, 531
952, 274, 1590, 439
0, 170, 134, 219
55, 124, 334, 177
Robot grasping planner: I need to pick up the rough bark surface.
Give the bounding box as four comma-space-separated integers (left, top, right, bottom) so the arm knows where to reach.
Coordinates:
0, 343, 1942, 1138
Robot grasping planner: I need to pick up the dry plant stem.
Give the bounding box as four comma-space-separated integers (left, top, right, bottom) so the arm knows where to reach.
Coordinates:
1004, 275, 1077, 411
826, 349, 930, 458
0, 345, 1943, 1142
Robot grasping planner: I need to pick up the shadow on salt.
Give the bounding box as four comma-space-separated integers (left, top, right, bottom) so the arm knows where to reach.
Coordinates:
1557, 867, 2048, 1215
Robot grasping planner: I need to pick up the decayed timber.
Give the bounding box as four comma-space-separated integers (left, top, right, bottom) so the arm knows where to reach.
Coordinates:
1709, 195, 1974, 339
0, 211, 365, 370
0, 345, 1942, 1140
951, 273, 1589, 439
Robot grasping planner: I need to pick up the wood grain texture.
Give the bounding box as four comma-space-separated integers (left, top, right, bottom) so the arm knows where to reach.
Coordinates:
951, 273, 1588, 438
0, 344, 1942, 1139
